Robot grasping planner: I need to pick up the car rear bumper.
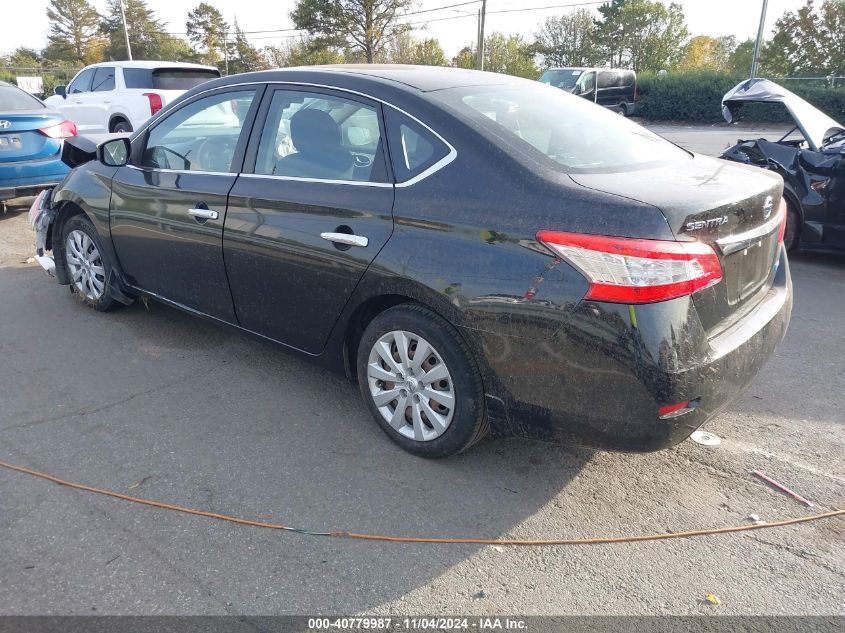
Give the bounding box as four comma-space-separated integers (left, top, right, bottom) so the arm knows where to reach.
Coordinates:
482, 245, 792, 451
0, 154, 69, 200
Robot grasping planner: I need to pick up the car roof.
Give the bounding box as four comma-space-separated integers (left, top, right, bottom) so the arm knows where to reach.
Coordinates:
215, 65, 532, 94
545, 67, 634, 73
80, 60, 219, 71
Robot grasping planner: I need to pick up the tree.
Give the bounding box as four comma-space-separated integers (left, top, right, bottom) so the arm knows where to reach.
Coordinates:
264, 36, 345, 67
7, 48, 42, 70
452, 46, 475, 69
533, 8, 602, 69
101, 0, 167, 60
291, 0, 414, 63
818, 0, 845, 74
46, 0, 101, 64
761, 0, 845, 76
728, 38, 755, 75
595, 0, 689, 72
387, 32, 447, 66
455, 33, 539, 79
676, 35, 736, 72
227, 19, 268, 73
186, 3, 229, 66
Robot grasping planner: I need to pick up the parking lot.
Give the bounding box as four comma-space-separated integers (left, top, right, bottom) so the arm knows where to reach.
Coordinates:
0, 125, 843, 616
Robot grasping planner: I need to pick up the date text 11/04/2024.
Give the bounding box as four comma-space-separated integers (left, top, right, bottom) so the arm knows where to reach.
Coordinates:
307, 618, 528, 630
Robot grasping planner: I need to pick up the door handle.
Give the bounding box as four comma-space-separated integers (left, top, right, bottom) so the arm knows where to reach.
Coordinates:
320, 232, 368, 247
188, 208, 219, 220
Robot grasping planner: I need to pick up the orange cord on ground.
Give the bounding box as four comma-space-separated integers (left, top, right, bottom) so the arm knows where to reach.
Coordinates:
1, 458, 842, 546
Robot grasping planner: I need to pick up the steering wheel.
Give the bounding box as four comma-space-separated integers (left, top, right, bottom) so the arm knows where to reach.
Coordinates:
196, 137, 236, 172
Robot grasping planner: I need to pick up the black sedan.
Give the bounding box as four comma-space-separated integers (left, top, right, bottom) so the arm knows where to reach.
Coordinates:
32, 66, 792, 457
721, 78, 845, 252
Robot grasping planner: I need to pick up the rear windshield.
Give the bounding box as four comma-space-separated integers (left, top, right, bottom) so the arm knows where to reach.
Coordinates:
538, 69, 582, 90
432, 84, 688, 173
123, 68, 220, 90
0, 85, 44, 111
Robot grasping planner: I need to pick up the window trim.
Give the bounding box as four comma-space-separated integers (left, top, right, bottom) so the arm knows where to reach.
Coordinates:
130, 80, 457, 188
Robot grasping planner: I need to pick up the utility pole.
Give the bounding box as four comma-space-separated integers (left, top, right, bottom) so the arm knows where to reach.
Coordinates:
223, 29, 229, 76
476, 0, 487, 71
119, 0, 133, 60
750, 0, 768, 78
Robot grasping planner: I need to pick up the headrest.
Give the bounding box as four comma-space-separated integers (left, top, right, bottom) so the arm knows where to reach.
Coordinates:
290, 109, 341, 154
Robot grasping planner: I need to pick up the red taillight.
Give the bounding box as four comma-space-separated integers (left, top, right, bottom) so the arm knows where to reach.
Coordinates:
536, 230, 723, 304
776, 198, 788, 243
37, 120, 77, 139
143, 92, 163, 116
658, 400, 697, 419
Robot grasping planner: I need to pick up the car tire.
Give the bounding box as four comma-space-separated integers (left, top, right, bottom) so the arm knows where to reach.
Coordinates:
615, 103, 628, 116
62, 214, 118, 312
783, 199, 800, 252
356, 304, 488, 458
112, 120, 132, 134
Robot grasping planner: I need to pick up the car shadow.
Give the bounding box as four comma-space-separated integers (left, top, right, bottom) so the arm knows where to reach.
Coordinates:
0, 265, 590, 613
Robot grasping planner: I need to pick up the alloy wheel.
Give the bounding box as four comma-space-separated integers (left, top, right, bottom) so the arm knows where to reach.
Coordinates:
366, 330, 455, 442
65, 229, 106, 301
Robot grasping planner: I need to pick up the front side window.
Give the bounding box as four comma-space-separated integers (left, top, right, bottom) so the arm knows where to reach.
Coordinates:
91, 67, 115, 92
580, 71, 596, 93
68, 68, 94, 94
433, 84, 689, 173
254, 89, 386, 182
141, 90, 255, 173
538, 69, 582, 91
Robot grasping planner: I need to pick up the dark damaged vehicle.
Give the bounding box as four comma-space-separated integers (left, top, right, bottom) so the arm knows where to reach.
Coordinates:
721, 78, 845, 252
30, 66, 792, 458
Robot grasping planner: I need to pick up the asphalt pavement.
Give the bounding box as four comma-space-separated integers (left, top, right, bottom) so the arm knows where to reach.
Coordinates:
0, 126, 842, 616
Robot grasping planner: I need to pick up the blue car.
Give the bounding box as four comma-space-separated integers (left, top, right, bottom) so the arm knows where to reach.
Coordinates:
0, 81, 74, 205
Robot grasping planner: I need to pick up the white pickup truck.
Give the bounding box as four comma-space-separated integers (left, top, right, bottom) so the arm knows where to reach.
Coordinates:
44, 61, 221, 134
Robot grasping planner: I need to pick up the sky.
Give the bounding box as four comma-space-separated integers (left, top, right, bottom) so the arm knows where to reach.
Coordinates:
2, 0, 805, 60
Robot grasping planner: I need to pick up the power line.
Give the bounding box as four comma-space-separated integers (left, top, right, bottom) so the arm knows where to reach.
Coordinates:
403, 0, 608, 27
157, 1, 484, 37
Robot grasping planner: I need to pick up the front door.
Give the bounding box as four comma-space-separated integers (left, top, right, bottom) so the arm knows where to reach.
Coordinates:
109, 87, 260, 321
61, 68, 95, 132
224, 86, 394, 353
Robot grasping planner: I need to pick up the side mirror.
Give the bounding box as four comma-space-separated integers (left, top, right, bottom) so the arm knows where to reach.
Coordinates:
573, 85, 583, 95
97, 137, 131, 167
54, 85, 66, 98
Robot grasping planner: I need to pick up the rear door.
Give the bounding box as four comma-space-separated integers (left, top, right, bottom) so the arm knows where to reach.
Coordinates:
224, 86, 394, 353
109, 86, 261, 321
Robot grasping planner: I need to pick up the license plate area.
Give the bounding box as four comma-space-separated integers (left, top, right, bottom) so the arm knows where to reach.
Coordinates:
724, 233, 778, 305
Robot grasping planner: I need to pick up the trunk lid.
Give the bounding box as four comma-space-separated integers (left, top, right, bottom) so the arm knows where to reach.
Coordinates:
0, 111, 64, 163
569, 154, 784, 334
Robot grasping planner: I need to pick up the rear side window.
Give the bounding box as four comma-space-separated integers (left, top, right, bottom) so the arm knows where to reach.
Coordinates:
597, 72, 613, 89
123, 68, 220, 90
0, 85, 44, 110
385, 110, 450, 182
434, 84, 688, 173
91, 67, 115, 92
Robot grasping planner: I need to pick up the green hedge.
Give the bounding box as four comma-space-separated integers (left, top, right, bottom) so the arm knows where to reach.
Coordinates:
636, 71, 845, 123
